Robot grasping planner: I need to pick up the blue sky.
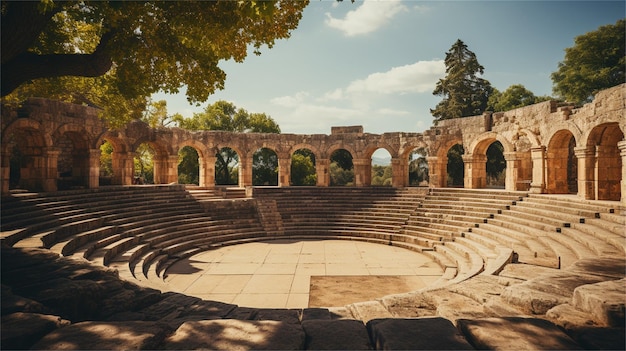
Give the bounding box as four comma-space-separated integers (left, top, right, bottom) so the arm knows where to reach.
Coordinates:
154, 0, 625, 135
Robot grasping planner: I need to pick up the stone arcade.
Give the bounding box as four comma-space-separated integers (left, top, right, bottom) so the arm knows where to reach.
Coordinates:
2, 84, 624, 203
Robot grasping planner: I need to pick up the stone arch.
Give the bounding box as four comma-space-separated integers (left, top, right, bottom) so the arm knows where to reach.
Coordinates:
132, 137, 173, 185
53, 123, 93, 190
581, 122, 623, 201
1, 118, 53, 192
546, 129, 578, 194
95, 132, 132, 186
431, 139, 464, 188
176, 141, 206, 186
466, 133, 513, 189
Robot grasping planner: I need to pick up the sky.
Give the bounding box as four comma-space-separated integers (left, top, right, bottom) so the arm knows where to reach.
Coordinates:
153, 0, 625, 136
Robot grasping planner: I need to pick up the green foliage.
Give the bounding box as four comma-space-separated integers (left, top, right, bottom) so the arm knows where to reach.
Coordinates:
431, 39, 494, 122
2, 1, 308, 125
253, 148, 278, 186
175, 100, 280, 133
215, 147, 239, 185
371, 165, 392, 186
99, 141, 114, 177
409, 148, 429, 186
488, 84, 552, 112
178, 146, 199, 185
486, 141, 506, 187
552, 19, 625, 104
134, 143, 154, 184
330, 149, 354, 186
447, 144, 464, 187
291, 150, 317, 186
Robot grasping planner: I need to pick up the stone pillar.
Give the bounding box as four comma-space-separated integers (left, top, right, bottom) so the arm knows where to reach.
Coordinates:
427, 156, 445, 188
112, 151, 133, 185
1, 149, 10, 194
503, 152, 518, 191
595, 144, 622, 201
353, 158, 371, 187
166, 155, 179, 184
574, 146, 595, 200
199, 155, 216, 188
619, 140, 626, 205
278, 157, 291, 187
530, 146, 546, 193
41, 148, 61, 192
239, 156, 253, 187
463, 154, 486, 189
88, 149, 100, 189
316, 159, 330, 187
391, 157, 407, 188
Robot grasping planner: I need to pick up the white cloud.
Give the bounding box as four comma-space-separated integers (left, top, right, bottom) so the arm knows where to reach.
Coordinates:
346, 60, 445, 95
269, 60, 445, 134
325, 0, 408, 36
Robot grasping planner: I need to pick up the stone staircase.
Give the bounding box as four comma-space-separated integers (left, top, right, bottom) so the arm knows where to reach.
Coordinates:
1, 185, 624, 350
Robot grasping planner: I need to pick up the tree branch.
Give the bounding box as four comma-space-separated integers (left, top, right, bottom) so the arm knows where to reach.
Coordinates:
1, 31, 115, 97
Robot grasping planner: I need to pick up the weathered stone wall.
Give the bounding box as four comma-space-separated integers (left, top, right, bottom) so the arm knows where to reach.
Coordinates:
1, 84, 624, 203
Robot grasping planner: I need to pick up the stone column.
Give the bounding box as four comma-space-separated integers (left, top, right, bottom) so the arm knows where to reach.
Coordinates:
391, 157, 407, 188
1, 149, 10, 194
166, 155, 179, 184
595, 144, 622, 201
353, 158, 371, 187
278, 157, 291, 187
530, 146, 546, 193
574, 146, 595, 200
88, 149, 101, 189
619, 140, 626, 205
112, 151, 133, 185
427, 156, 445, 188
239, 156, 253, 187
463, 154, 486, 189
41, 148, 61, 192
316, 159, 330, 187
199, 155, 216, 188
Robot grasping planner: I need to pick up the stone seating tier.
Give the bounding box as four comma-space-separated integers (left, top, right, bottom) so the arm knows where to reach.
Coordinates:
1, 185, 624, 350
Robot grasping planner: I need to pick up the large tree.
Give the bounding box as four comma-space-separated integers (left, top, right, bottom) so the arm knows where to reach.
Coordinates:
488, 84, 552, 112
431, 39, 493, 122
551, 19, 625, 104
174, 100, 280, 185
1, 1, 307, 123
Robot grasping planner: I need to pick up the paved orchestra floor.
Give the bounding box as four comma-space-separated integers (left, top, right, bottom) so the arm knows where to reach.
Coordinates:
164, 239, 444, 308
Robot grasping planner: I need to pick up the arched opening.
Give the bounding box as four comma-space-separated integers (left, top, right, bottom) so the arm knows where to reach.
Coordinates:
587, 123, 623, 201
408, 147, 429, 186
447, 144, 464, 187
215, 147, 239, 186
178, 146, 200, 185
253, 148, 278, 186
486, 141, 506, 188
4, 132, 28, 190
371, 148, 392, 187
291, 149, 317, 186
99, 140, 114, 186
547, 130, 577, 194
330, 149, 354, 186
134, 143, 155, 184
56, 131, 90, 190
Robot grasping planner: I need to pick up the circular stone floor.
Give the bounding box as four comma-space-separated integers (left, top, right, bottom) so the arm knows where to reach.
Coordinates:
163, 239, 444, 309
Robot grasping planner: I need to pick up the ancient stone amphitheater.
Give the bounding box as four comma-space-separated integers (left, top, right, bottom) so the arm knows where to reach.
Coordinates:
1, 85, 625, 350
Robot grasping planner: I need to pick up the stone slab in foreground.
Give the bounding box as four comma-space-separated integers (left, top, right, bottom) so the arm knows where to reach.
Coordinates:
457, 317, 583, 350
163, 319, 305, 350
367, 317, 474, 350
